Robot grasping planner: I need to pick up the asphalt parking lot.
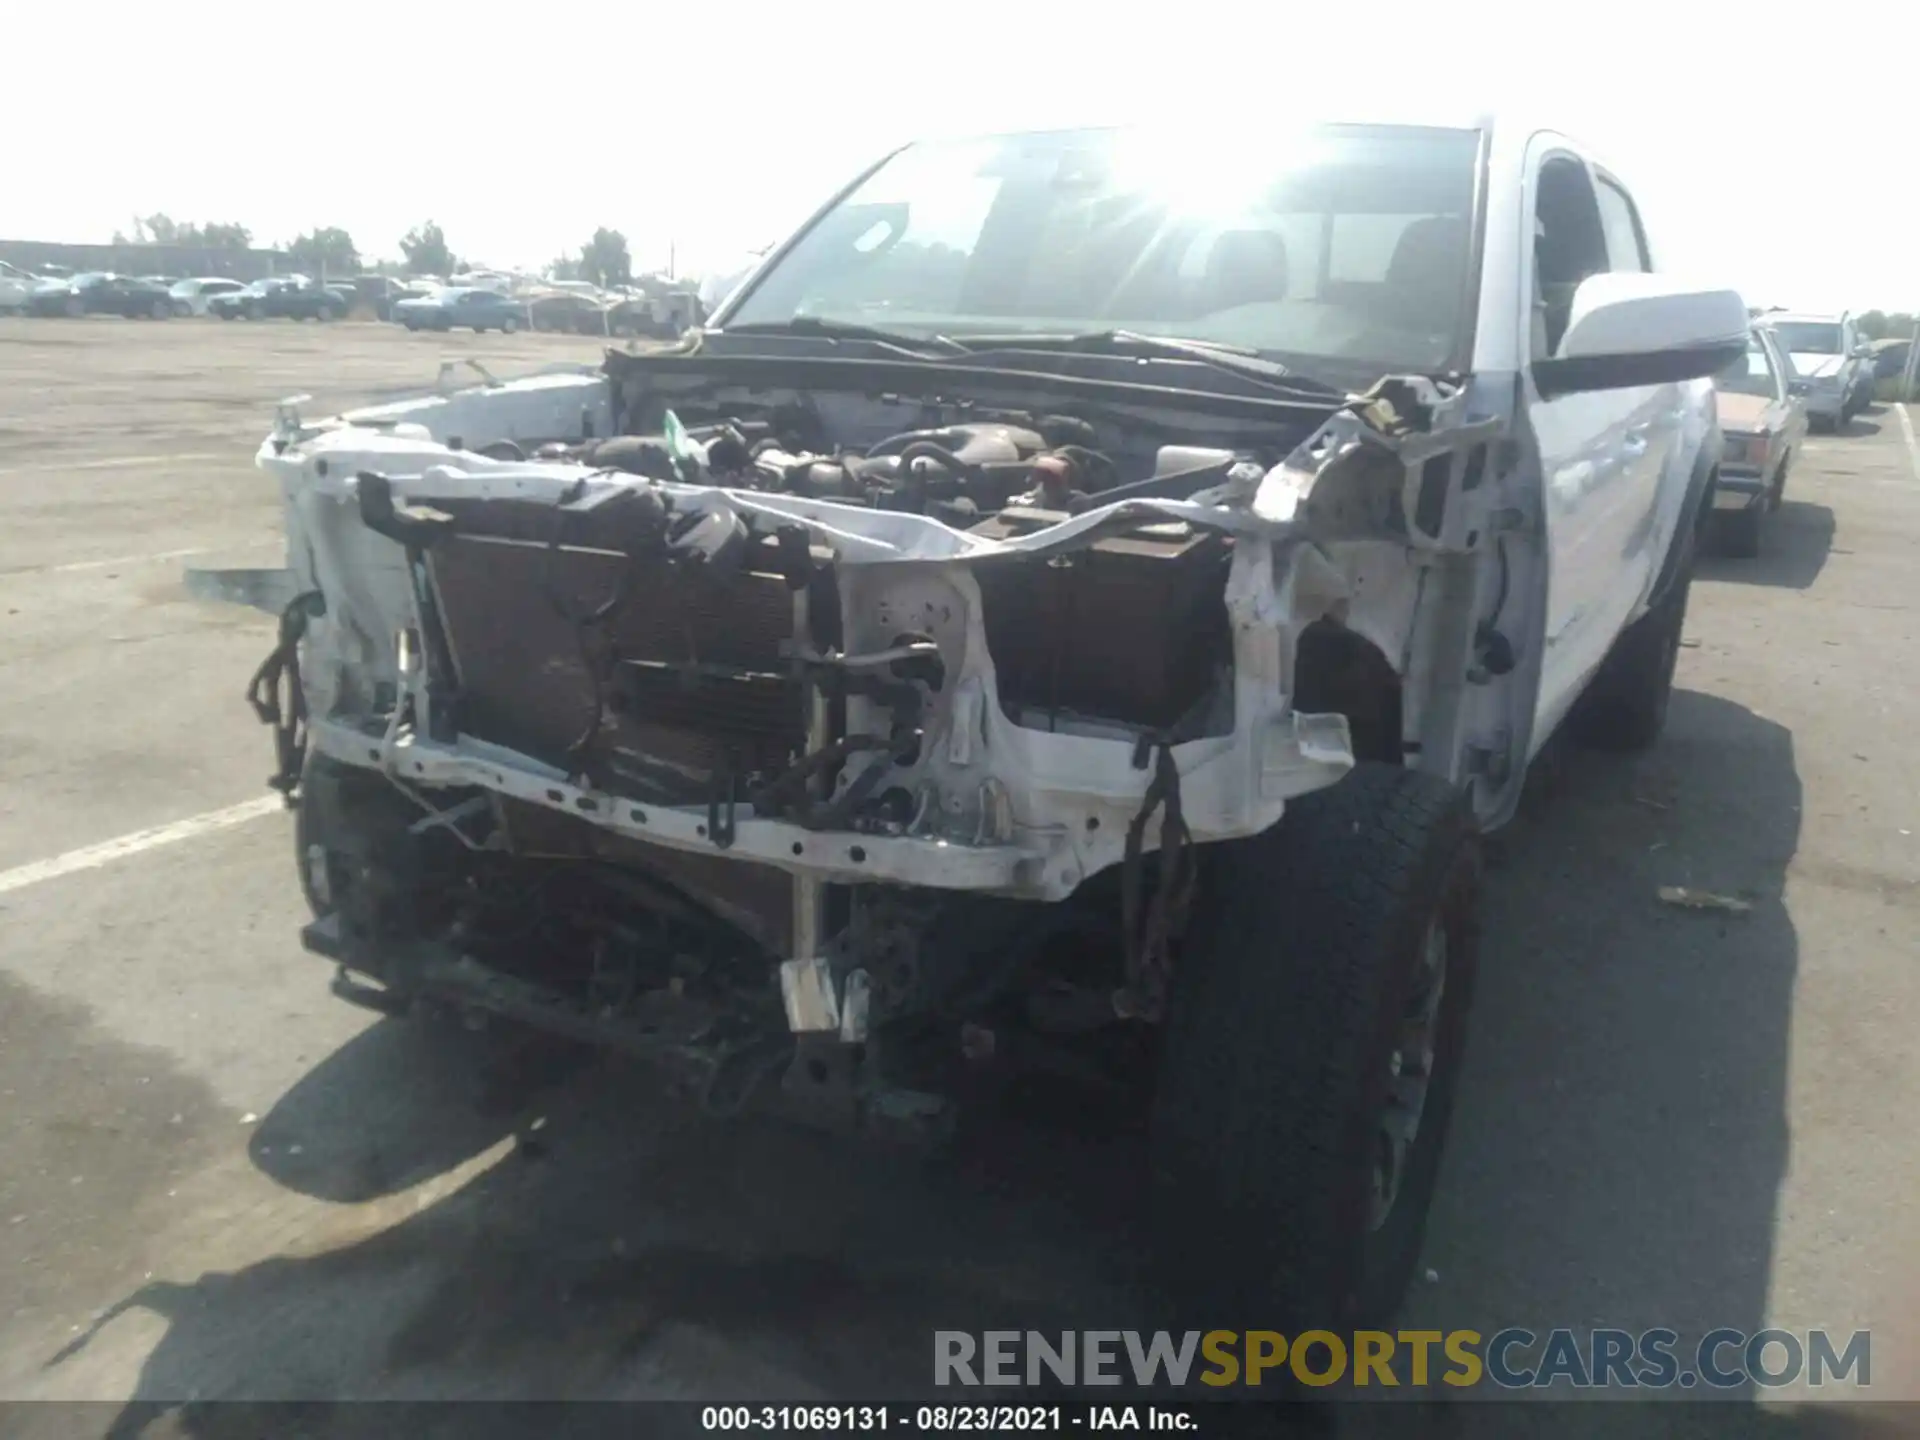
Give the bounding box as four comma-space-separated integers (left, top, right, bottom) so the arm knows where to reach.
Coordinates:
2, 318, 1917, 1436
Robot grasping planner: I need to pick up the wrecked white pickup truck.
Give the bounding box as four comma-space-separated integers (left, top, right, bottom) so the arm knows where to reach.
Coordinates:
204, 118, 1745, 1329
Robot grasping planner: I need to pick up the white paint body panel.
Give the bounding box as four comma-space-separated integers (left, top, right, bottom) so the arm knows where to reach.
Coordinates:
1473, 126, 1723, 760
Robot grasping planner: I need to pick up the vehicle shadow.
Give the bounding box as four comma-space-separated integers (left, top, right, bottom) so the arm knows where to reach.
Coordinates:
245, 1014, 591, 1203
1415, 687, 1800, 1436
1830, 411, 1882, 438
1697, 499, 1834, 590
52, 1065, 1178, 1421
63, 698, 1808, 1438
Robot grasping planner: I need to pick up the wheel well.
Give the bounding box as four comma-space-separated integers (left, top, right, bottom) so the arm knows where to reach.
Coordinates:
1293, 620, 1403, 765
1645, 457, 1719, 607
1698, 463, 1720, 522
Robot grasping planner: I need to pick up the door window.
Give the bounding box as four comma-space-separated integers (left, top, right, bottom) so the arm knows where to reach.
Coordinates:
1593, 177, 1651, 273
1531, 156, 1609, 356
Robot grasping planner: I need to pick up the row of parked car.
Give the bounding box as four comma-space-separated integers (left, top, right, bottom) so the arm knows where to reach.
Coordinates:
0, 261, 709, 339
1707, 307, 1908, 557
346, 276, 705, 336
1, 264, 178, 318
0, 265, 351, 321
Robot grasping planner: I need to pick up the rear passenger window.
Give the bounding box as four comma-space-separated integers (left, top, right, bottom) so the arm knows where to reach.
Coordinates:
1594, 178, 1650, 273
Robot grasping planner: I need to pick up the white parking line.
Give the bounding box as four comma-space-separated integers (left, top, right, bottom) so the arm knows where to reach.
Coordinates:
1, 538, 280, 580
0, 451, 228, 478
0, 797, 283, 897
45, 546, 211, 574
1896, 403, 1920, 483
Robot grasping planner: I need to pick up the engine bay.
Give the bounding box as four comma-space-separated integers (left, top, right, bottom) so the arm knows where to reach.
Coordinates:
405, 394, 1261, 855
258, 357, 1488, 906
231, 349, 1512, 1133
533, 410, 1251, 521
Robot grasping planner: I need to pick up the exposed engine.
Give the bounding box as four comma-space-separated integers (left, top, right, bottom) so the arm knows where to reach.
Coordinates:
500, 410, 1246, 522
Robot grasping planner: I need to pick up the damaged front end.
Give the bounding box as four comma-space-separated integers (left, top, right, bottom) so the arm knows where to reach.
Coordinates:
210, 345, 1506, 1138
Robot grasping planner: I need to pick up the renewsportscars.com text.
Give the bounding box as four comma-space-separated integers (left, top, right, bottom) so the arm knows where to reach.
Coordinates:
934, 1328, 1871, 1391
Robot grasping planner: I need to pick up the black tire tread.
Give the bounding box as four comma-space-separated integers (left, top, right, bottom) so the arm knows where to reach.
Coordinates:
1150, 763, 1478, 1328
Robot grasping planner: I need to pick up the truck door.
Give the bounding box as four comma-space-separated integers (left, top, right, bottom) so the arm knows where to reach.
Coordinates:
1524, 147, 1670, 743
1590, 165, 1688, 599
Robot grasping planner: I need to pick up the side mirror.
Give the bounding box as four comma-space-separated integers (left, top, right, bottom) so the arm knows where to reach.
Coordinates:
1534, 274, 1749, 399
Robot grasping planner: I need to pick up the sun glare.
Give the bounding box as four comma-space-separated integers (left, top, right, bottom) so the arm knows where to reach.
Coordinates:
1105, 123, 1321, 221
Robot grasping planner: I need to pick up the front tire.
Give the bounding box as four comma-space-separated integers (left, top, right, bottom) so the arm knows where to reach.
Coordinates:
1150, 763, 1480, 1331
294, 782, 329, 920
501, 314, 519, 334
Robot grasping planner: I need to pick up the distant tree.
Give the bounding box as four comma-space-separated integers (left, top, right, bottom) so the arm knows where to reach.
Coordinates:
287, 227, 361, 278
200, 222, 253, 250
1858, 311, 1920, 342
115, 214, 172, 245
578, 228, 632, 288
400, 221, 456, 276
1867, 312, 1915, 341
546, 252, 584, 282
115, 214, 252, 249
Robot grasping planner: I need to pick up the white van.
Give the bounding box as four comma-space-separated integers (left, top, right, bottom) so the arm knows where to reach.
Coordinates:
167, 277, 249, 317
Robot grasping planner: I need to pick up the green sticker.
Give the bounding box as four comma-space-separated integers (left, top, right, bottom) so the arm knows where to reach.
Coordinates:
661, 408, 701, 482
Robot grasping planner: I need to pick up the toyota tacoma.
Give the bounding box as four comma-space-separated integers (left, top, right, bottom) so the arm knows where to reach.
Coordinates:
201, 115, 1744, 1328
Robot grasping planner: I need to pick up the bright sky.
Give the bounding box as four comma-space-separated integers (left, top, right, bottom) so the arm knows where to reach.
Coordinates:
5, 3, 1915, 314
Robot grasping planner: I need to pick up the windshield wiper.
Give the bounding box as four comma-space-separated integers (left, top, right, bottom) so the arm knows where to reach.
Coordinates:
715, 319, 1347, 398
718, 316, 968, 357
950, 330, 1346, 397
